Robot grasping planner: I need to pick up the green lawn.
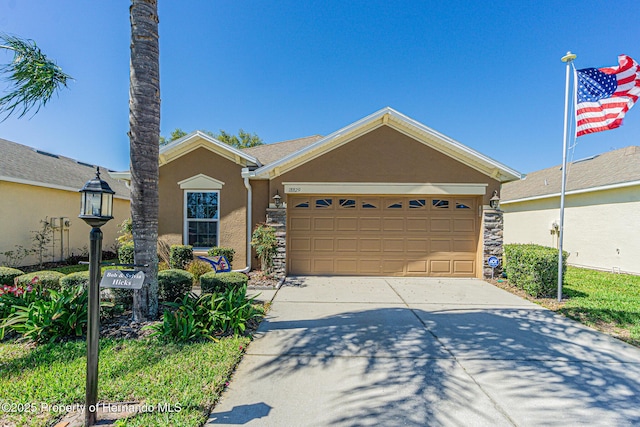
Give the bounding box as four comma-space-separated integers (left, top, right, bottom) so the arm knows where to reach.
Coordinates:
558, 267, 640, 345
0, 337, 250, 427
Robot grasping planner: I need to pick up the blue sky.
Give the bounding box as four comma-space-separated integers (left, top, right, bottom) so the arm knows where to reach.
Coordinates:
1, 0, 639, 174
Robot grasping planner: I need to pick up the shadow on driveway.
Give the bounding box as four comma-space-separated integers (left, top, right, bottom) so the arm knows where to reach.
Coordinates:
245, 306, 640, 426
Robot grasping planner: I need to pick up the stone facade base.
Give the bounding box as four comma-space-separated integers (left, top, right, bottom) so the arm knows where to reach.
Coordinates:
265, 208, 286, 279
483, 208, 504, 279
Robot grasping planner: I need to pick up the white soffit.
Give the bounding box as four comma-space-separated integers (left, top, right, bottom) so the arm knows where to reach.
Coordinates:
178, 174, 225, 190
250, 107, 521, 182
283, 182, 488, 195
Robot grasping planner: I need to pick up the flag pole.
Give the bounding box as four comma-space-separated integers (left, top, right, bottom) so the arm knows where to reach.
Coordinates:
558, 51, 577, 302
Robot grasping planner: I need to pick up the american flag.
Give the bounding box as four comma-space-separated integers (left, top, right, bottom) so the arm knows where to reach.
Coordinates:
575, 55, 640, 137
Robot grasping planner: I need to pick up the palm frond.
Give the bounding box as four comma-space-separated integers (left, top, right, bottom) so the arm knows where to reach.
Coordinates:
0, 34, 72, 120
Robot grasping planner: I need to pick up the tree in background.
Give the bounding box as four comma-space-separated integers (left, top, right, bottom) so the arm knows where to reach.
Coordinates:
129, 0, 160, 321
214, 129, 263, 149
0, 34, 71, 120
159, 127, 186, 145
160, 127, 264, 149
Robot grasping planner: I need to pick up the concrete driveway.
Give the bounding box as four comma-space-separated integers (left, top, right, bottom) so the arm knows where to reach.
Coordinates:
207, 277, 640, 426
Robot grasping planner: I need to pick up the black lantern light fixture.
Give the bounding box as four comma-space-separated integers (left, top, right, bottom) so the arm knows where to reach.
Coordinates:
489, 190, 500, 210
79, 167, 115, 426
273, 190, 282, 208
79, 167, 115, 227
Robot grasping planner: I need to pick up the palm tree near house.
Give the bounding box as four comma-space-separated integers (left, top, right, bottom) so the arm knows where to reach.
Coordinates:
129, 0, 160, 321
0, 34, 71, 120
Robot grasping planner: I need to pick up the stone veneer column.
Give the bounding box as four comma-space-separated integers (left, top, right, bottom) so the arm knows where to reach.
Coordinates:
265, 207, 286, 279
482, 207, 504, 279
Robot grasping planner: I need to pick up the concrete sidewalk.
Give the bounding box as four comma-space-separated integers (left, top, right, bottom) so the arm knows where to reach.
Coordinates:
207, 277, 640, 426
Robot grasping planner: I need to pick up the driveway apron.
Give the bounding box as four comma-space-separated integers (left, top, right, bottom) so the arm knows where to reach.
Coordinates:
207, 277, 640, 426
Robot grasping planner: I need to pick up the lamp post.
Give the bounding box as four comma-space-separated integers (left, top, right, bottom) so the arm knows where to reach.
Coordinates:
273, 191, 282, 208
489, 190, 500, 210
79, 167, 114, 426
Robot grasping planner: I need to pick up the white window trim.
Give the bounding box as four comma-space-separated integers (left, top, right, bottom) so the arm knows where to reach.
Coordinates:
183, 190, 220, 249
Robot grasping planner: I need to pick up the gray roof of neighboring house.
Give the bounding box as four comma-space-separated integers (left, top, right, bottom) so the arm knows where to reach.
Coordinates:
0, 137, 130, 199
242, 135, 323, 165
502, 146, 640, 202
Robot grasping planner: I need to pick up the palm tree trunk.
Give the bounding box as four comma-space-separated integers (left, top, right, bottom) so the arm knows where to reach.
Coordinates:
129, 0, 160, 321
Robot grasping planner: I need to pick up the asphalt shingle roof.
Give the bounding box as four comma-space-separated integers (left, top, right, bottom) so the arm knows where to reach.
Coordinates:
502, 146, 640, 202
0, 138, 130, 198
242, 135, 323, 165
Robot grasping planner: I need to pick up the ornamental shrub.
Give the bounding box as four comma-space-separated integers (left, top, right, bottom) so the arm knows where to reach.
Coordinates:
504, 244, 569, 298
207, 246, 235, 265
186, 260, 213, 285
251, 223, 278, 272
158, 269, 193, 303
60, 271, 90, 289
15, 271, 65, 294
118, 241, 134, 265
0, 267, 24, 286
200, 272, 248, 295
2, 285, 89, 343
145, 284, 261, 342
169, 245, 193, 269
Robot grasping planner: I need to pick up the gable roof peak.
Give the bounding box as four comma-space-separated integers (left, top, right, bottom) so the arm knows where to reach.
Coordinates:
159, 130, 260, 167
247, 107, 521, 182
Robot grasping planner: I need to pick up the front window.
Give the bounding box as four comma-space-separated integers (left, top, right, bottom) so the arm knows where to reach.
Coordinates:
185, 191, 219, 248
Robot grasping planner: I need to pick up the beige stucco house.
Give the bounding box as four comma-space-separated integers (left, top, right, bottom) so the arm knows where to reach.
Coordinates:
147, 107, 521, 278
502, 146, 640, 275
0, 138, 130, 267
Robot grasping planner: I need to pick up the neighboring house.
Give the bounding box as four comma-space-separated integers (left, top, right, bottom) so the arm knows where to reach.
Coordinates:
501, 146, 640, 275
0, 138, 131, 267
117, 107, 520, 278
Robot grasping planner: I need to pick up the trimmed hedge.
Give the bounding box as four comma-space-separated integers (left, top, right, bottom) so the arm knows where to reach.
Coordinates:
0, 267, 24, 286
118, 242, 134, 265
200, 272, 248, 295
170, 245, 193, 270
504, 244, 569, 298
59, 271, 90, 289
186, 260, 212, 284
158, 269, 193, 303
207, 246, 235, 265
15, 271, 66, 293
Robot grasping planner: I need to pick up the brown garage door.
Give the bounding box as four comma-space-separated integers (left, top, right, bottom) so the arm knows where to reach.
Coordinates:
288, 195, 479, 277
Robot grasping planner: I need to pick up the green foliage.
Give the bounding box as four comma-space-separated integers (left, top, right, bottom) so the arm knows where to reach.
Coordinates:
118, 241, 134, 264
1, 285, 89, 343
559, 267, 640, 344
207, 246, 235, 265
186, 260, 212, 284
110, 288, 133, 311
59, 271, 90, 289
158, 269, 193, 303
213, 129, 263, 149
0, 34, 71, 120
0, 267, 24, 286
159, 128, 187, 145
251, 223, 278, 272
31, 217, 54, 267
200, 272, 248, 295
15, 271, 65, 293
169, 245, 193, 269
504, 244, 568, 298
116, 218, 133, 245
1, 245, 33, 268
0, 337, 250, 427
0, 277, 39, 337
146, 285, 260, 342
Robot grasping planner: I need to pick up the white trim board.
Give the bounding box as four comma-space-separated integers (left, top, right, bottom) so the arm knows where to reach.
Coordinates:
283, 182, 488, 195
